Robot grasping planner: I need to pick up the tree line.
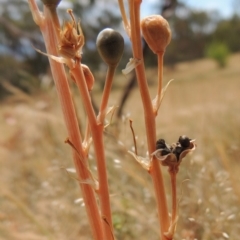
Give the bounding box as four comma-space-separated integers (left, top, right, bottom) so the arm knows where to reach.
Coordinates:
0, 0, 239, 99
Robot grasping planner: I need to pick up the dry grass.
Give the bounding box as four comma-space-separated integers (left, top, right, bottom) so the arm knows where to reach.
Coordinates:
0, 54, 240, 239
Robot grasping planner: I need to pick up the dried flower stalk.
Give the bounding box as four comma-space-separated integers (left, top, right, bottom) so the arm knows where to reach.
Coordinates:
28, 0, 196, 239
127, 1, 170, 239
28, 1, 105, 239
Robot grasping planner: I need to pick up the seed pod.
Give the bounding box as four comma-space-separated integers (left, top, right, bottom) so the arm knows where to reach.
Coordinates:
96, 28, 124, 67
41, 0, 61, 7
59, 20, 84, 60
141, 15, 171, 54
81, 64, 94, 91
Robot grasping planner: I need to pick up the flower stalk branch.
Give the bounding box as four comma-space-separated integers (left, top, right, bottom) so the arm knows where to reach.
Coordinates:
28, 1, 104, 239
28, 0, 196, 239
70, 64, 113, 239
128, 1, 170, 238
170, 170, 177, 229
97, 66, 116, 124
153, 52, 164, 114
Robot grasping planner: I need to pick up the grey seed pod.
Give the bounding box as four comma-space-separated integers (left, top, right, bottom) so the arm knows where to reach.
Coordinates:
41, 0, 62, 7
96, 28, 124, 67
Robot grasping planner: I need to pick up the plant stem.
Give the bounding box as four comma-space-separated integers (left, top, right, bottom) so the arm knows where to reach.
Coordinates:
70, 64, 113, 240
129, 0, 170, 238
170, 171, 177, 225
153, 52, 164, 114
28, 2, 104, 239
118, 0, 130, 37
45, 5, 61, 40
44, 5, 113, 238
157, 53, 164, 98
83, 119, 91, 147
42, 9, 114, 232
97, 66, 116, 124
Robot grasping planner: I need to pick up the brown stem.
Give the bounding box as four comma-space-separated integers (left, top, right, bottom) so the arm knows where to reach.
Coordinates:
157, 53, 164, 98
97, 66, 116, 124
170, 171, 177, 225
153, 52, 164, 114
45, 5, 113, 238
45, 5, 61, 41
118, 0, 130, 37
28, 0, 43, 26
70, 64, 113, 240
129, 119, 138, 155
83, 118, 91, 148
28, 2, 104, 239
129, 1, 170, 239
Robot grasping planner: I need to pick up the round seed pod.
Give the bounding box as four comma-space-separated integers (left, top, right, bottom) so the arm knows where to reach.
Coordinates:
96, 28, 124, 67
41, 0, 61, 6
141, 15, 171, 54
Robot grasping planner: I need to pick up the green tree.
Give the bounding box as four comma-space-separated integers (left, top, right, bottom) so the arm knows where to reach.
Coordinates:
205, 42, 230, 68
165, 9, 210, 65
211, 15, 240, 53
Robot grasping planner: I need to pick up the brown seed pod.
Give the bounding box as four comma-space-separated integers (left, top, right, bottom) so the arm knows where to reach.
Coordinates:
58, 15, 84, 60
141, 15, 171, 54
81, 64, 95, 91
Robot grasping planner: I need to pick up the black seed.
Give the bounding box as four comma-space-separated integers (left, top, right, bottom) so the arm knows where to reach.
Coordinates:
156, 139, 167, 149
173, 145, 183, 161
161, 148, 171, 156
179, 135, 191, 149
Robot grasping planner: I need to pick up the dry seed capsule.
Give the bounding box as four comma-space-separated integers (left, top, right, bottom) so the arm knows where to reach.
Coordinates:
41, 0, 61, 7
81, 64, 94, 91
96, 28, 124, 67
141, 15, 171, 54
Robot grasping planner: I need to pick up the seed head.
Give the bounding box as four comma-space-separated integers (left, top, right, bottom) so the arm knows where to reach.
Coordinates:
141, 15, 171, 54
96, 28, 124, 67
58, 10, 84, 60
41, 0, 61, 7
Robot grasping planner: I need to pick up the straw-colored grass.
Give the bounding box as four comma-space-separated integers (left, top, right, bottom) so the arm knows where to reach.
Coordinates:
0, 53, 240, 239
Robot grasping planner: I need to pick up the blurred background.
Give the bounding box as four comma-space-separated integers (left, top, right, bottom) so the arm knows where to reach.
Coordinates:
1, 0, 240, 100
0, 0, 240, 239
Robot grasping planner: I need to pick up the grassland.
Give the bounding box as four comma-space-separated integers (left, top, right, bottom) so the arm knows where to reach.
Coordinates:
0, 54, 240, 240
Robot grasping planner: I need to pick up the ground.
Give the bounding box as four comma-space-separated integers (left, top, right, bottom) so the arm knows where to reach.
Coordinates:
0, 54, 240, 239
